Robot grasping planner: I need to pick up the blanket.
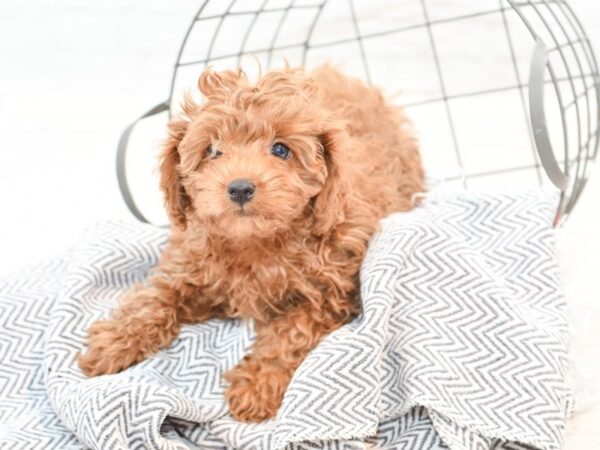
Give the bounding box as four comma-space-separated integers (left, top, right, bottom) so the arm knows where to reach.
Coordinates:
0, 191, 571, 450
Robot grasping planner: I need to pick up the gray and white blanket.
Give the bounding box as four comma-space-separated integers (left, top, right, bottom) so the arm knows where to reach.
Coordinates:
0, 191, 571, 450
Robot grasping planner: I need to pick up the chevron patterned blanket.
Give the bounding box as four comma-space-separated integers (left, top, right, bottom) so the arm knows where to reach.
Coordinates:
0, 191, 571, 450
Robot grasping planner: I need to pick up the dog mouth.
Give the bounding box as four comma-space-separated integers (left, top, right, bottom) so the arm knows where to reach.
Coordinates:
234, 206, 253, 217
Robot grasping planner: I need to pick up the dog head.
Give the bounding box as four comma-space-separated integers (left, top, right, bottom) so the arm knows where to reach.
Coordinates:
160, 67, 351, 240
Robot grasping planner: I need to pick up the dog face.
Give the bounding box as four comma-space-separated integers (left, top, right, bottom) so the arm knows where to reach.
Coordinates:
160, 68, 350, 239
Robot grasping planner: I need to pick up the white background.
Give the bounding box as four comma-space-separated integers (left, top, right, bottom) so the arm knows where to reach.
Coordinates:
0, 0, 599, 447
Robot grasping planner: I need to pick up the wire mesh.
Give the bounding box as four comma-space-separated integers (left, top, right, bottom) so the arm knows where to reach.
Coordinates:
166, 0, 600, 222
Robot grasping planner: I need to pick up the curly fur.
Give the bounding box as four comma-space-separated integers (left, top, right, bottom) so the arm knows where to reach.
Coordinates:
78, 65, 425, 422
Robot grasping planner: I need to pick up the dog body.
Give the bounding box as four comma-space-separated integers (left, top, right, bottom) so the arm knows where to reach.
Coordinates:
78, 65, 424, 422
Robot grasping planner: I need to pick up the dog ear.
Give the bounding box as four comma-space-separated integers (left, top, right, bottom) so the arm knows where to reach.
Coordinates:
312, 128, 351, 235
159, 118, 191, 229
198, 68, 246, 100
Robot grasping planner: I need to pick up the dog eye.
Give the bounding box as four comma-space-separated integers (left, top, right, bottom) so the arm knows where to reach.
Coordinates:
206, 146, 223, 160
271, 143, 291, 160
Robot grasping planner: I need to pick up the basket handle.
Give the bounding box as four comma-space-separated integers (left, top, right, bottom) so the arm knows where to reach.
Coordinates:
529, 39, 569, 191
116, 101, 170, 224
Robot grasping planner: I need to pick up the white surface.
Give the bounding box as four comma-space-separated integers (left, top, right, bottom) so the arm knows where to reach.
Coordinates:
0, 1, 599, 447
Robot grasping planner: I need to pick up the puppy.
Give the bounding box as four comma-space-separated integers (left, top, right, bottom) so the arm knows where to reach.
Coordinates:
78, 65, 424, 422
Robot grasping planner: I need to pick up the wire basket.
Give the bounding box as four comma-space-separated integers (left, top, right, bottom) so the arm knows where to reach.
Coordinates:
118, 0, 600, 225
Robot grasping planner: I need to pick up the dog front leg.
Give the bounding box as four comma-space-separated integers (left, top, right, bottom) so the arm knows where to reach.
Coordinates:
77, 275, 211, 377
224, 300, 355, 422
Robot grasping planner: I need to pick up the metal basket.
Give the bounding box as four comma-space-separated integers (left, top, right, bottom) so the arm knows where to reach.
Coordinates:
117, 0, 600, 225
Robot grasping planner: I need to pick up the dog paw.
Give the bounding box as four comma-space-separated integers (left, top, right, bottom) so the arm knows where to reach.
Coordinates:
77, 319, 146, 377
224, 358, 289, 422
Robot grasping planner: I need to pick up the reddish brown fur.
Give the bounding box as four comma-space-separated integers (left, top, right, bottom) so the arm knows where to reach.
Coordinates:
78, 65, 424, 422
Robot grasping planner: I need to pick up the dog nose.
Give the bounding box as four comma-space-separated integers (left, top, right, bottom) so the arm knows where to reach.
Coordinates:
227, 179, 256, 206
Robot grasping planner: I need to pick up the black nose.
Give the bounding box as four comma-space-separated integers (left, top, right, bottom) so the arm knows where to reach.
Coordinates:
227, 179, 256, 206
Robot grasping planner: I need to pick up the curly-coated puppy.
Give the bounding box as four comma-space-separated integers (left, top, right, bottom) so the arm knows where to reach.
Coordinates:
78, 65, 424, 422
